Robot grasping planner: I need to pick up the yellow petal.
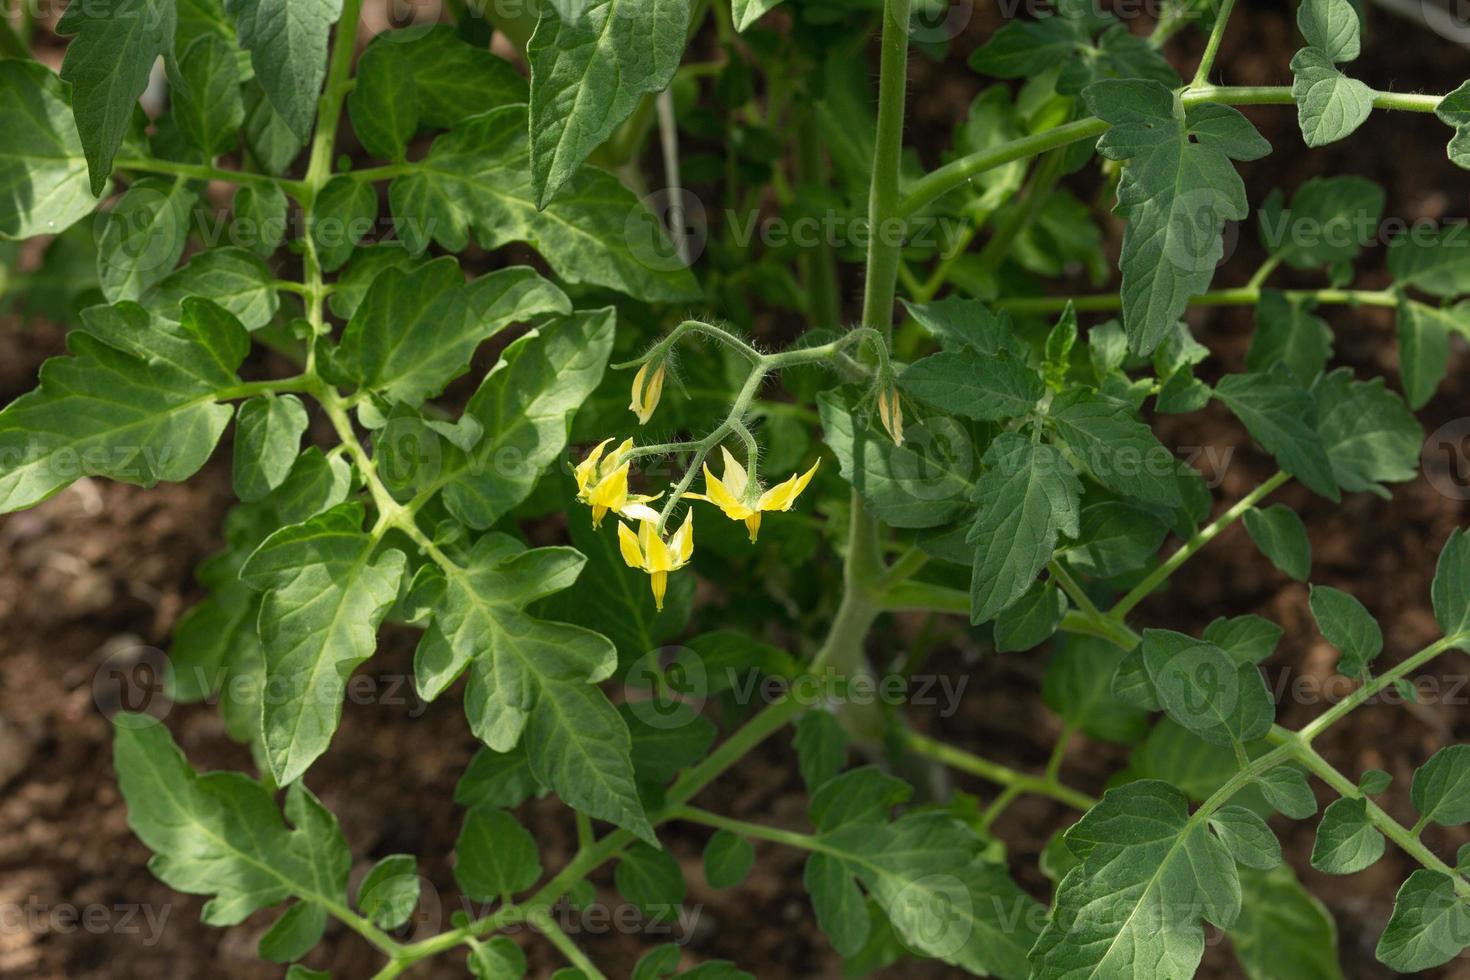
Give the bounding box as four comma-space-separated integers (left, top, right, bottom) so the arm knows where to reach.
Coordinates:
587, 460, 630, 512
878, 388, 904, 447
702, 463, 755, 520
744, 513, 761, 542
575, 438, 614, 493
642, 522, 673, 571
619, 502, 661, 523
758, 458, 821, 512
671, 510, 694, 564
718, 446, 749, 497
617, 522, 644, 568
650, 570, 668, 610
630, 363, 666, 425
591, 504, 608, 528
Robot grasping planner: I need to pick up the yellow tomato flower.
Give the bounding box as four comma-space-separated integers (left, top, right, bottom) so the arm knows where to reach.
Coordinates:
688, 447, 820, 542
574, 438, 661, 527
629, 361, 667, 425
617, 511, 694, 610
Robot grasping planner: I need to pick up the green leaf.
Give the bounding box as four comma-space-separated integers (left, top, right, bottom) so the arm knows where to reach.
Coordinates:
411, 533, 654, 843
1433, 528, 1470, 643
429, 309, 614, 529
1310, 796, 1385, 874
1213, 369, 1339, 500
809, 767, 911, 832
1388, 225, 1470, 297
703, 831, 755, 889
994, 581, 1067, 652
1411, 745, 1470, 827
805, 853, 870, 957
899, 349, 1044, 422
348, 39, 418, 163
1044, 634, 1152, 743
0, 299, 248, 513
528, 0, 693, 206
793, 710, 847, 793
1247, 290, 1332, 385
817, 391, 974, 529
244, 78, 306, 176
0, 61, 102, 240
358, 25, 526, 133
388, 105, 698, 301
1230, 865, 1344, 980
1208, 805, 1282, 870
1257, 176, 1383, 269
1298, 0, 1361, 60
1435, 81, 1470, 170
1396, 300, 1462, 409
1308, 585, 1382, 677
615, 842, 686, 915
1376, 869, 1470, 971
1311, 368, 1422, 497
326, 261, 570, 409
259, 901, 327, 965
309, 176, 378, 273
732, 0, 782, 30
1047, 388, 1182, 507
821, 813, 1043, 978
455, 745, 542, 811
1085, 79, 1268, 354
1361, 768, 1393, 795
239, 502, 408, 785
1066, 502, 1168, 580
144, 246, 280, 330
1290, 49, 1373, 147
454, 806, 542, 901
96, 177, 194, 303
1032, 781, 1240, 980
470, 936, 528, 979
233, 395, 309, 502
1141, 629, 1274, 748
57, 0, 176, 194
1202, 614, 1283, 665
225, 0, 343, 141
1256, 766, 1318, 820
170, 32, 245, 157
968, 433, 1081, 623
1242, 504, 1311, 581
356, 855, 419, 930
900, 296, 1021, 356
233, 182, 289, 258
113, 717, 349, 946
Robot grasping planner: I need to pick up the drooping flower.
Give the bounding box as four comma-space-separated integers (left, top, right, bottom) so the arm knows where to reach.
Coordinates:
688, 447, 820, 542
574, 438, 661, 527
617, 511, 694, 610
629, 361, 667, 425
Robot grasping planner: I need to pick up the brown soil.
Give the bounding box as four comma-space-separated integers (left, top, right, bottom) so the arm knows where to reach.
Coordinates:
6, 2, 1470, 978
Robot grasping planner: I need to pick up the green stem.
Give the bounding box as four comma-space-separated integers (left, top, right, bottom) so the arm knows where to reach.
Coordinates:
997, 286, 1398, 317
796, 112, 843, 327
672, 805, 823, 851
905, 731, 1098, 812
1190, 0, 1237, 87
861, 0, 913, 345
899, 86, 1445, 218
1109, 471, 1292, 622
1297, 633, 1470, 743
304, 0, 363, 202
113, 157, 305, 199
528, 910, 610, 980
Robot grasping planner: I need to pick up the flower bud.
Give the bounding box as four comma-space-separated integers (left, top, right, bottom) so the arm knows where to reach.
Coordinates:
877, 385, 904, 447
629, 361, 667, 425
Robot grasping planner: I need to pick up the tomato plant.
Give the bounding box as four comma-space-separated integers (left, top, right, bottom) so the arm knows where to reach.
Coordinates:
4, 0, 1470, 976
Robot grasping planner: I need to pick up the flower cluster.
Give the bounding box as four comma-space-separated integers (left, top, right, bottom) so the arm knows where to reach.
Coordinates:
570, 367, 819, 608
